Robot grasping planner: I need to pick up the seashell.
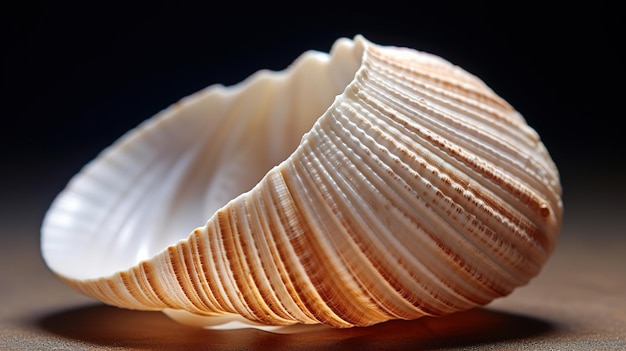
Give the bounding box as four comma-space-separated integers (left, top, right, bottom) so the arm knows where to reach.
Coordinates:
41, 35, 563, 332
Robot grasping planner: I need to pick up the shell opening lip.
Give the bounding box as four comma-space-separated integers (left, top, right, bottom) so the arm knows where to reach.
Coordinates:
41, 36, 365, 281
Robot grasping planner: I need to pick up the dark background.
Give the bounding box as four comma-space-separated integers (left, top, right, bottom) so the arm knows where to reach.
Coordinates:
2, 2, 624, 237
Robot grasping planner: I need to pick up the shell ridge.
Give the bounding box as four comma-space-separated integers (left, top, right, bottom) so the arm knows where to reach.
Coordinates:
355, 63, 558, 244
368, 54, 527, 134
345, 75, 544, 282
334, 103, 524, 296
245, 194, 311, 323
194, 223, 234, 314
268, 168, 353, 327
364, 64, 554, 201
293, 133, 415, 321
350, 94, 546, 279
282, 154, 391, 326
358, 84, 555, 255
368, 45, 512, 112
306, 110, 466, 316
258, 173, 321, 324
330, 97, 509, 306
320, 89, 487, 310
187, 229, 224, 312
117, 267, 161, 308
213, 209, 255, 317
370, 46, 562, 221
366, 44, 563, 205
163, 245, 216, 314
220, 200, 294, 324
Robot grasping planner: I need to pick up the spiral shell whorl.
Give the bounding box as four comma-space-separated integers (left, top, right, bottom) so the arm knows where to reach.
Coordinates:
44, 36, 562, 329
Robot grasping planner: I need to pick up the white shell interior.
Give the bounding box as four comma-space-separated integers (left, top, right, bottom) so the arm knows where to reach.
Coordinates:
42, 38, 363, 281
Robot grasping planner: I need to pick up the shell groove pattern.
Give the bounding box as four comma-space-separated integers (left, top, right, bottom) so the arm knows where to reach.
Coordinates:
41, 35, 563, 331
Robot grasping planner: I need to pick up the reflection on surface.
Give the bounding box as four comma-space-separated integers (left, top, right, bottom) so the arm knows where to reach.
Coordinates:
36, 303, 553, 350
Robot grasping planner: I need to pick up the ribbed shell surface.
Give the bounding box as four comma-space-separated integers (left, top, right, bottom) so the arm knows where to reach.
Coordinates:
41, 36, 562, 330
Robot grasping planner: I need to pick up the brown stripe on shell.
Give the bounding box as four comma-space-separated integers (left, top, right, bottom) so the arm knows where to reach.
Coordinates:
336, 86, 540, 286
187, 229, 225, 313
257, 173, 322, 324
246, 194, 317, 323
362, 60, 559, 207
278, 165, 386, 327
327, 98, 514, 305
288, 139, 416, 320
220, 200, 295, 324
295, 124, 467, 316
347, 85, 548, 272
349, 72, 554, 256
266, 170, 354, 327
366, 44, 514, 115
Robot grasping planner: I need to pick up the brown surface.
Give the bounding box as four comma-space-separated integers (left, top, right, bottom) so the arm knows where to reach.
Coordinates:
1, 189, 625, 350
